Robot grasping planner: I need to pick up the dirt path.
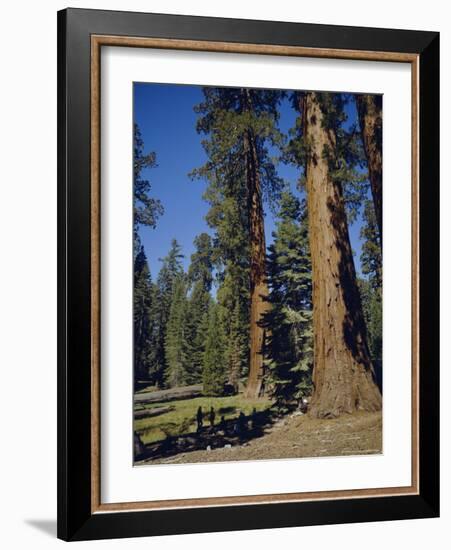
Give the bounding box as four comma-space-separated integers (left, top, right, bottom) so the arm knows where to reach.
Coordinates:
139, 410, 382, 465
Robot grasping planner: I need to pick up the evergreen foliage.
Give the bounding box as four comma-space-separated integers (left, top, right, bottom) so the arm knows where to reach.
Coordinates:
286, 92, 369, 223
205, 173, 250, 389
133, 124, 164, 388
359, 200, 383, 385
217, 270, 250, 390
202, 303, 227, 396
133, 245, 154, 386
149, 239, 185, 387
133, 123, 163, 256
184, 233, 214, 384
191, 87, 285, 390
132, 87, 383, 422
264, 191, 313, 405
164, 275, 189, 387
360, 200, 382, 289
191, 87, 284, 209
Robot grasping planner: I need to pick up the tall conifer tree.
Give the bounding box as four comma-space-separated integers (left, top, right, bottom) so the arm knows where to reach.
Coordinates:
164, 275, 189, 387
203, 304, 227, 396
290, 92, 381, 418
150, 239, 184, 387
192, 86, 284, 397
359, 199, 383, 387
185, 233, 214, 384
133, 123, 163, 257
264, 191, 313, 406
133, 123, 163, 387
133, 245, 154, 387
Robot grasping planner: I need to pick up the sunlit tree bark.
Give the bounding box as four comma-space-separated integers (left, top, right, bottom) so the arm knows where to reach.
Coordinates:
243, 125, 269, 397
302, 92, 382, 418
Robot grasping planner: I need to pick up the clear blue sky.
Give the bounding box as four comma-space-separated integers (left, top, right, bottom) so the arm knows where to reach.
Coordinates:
134, 83, 367, 283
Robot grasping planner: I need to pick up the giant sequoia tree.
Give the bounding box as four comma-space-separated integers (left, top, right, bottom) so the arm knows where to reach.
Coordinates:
192, 87, 283, 398
295, 92, 381, 418
356, 95, 383, 243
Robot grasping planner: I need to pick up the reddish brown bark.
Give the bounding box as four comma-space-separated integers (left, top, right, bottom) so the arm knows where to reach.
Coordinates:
356, 94, 383, 244
303, 92, 382, 418
243, 90, 270, 399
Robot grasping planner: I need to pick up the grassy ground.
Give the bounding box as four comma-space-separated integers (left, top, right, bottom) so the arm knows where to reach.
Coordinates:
139, 410, 382, 465
134, 395, 273, 445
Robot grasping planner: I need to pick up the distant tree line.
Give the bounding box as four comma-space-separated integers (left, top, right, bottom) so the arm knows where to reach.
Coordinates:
133, 87, 383, 418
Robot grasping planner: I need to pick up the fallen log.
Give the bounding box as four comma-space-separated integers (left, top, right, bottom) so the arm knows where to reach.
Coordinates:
134, 405, 174, 419
134, 384, 203, 405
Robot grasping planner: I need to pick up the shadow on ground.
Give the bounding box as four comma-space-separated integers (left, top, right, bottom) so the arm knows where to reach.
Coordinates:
135, 407, 285, 464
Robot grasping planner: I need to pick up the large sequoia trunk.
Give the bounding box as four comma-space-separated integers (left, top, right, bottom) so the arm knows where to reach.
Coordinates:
356, 94, 383, 244
243, 89, 270, 398
303, 92, 382, 418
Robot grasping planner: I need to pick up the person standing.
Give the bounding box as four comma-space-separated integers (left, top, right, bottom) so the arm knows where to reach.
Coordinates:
196, 406, 203, 432
218, 415, 226, 434
209, 406, 216, 431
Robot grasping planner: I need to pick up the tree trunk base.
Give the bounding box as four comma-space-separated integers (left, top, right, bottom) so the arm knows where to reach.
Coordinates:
303, 92, 383, 421
244, 378, 265, 399
308, 368, 382, 419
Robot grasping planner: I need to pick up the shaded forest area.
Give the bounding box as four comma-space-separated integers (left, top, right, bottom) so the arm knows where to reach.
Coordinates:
133, 87, 382, 460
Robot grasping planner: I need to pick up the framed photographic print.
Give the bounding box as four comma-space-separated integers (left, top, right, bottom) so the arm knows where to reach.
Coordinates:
57, 8, 439, 541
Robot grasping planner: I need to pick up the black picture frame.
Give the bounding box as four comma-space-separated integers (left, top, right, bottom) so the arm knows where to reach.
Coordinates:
57, 7, 439, 541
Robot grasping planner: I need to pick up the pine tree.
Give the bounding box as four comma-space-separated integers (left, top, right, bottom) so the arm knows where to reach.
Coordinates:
289, 91, 381, 418
203, 303, 227, 396
133, 123, 163, 257
216, 271, 249, 392
189, 305, 212, 384
264, 191, 313, 406
133, 123, 164, 387
183, 291, 211, 385
192, 94, 251, 392
149, 239, 184, 387
164, 275, 189, 388
359, 199, 383, 387
207, 174, 251, 391
133, 245, 154, 387
188, 233, 214, 290
192, 86, 284, 398
360, 200, 382, 290
184, 233, 214, 384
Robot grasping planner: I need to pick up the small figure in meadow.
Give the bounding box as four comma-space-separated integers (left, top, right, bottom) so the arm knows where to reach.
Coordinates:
250, 407, 258, 430
196, 406, 203, 432
218, 415, 226, 434
209, 406, 216, 431
239, 411, 247, 432
235, 411, 247, 439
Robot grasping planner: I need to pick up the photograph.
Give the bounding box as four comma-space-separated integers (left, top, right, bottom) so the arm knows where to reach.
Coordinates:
132, 82, 383, 466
